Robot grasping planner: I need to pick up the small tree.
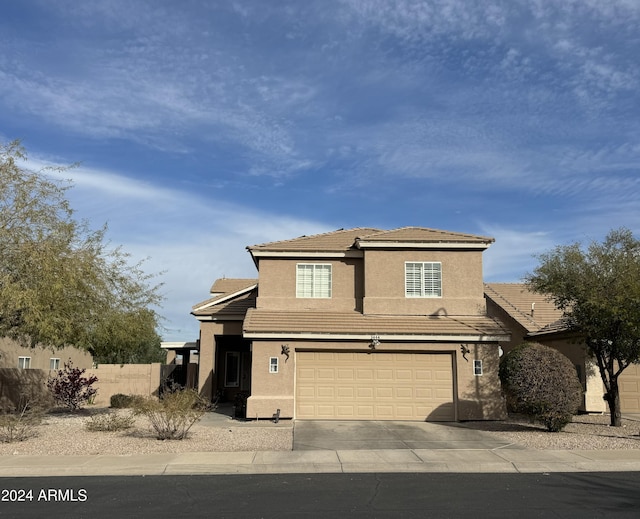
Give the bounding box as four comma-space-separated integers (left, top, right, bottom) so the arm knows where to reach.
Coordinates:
526, 228, 640, 426
499, 342, 582, 432
47, 361, 98, 412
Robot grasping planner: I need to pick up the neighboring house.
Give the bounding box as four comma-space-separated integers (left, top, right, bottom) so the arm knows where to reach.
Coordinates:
485, 283, 640, 414
192, 227, 510, 421
0, 337, 93, 371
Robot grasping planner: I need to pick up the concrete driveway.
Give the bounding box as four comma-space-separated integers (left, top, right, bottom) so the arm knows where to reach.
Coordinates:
293, 420, 520, 451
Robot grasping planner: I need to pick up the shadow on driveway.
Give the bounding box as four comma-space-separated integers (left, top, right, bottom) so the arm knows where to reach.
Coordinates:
293, 420, 523, 451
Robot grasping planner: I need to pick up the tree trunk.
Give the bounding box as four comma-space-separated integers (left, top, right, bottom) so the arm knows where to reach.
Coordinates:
604, 378, 622, 427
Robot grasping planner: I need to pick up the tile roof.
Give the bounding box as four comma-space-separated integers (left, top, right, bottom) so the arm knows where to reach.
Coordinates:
192, 289, 257, 318
209, 278, 258, 295
193, 278, 257, 312
484, 283, 564, 333
357, 227, 494, 245
247, 228, 382, 252
248, 226, 494, 253
243, 309, 509, 340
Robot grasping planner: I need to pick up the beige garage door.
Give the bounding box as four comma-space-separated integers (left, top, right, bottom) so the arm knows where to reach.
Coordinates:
620, 364, 640, 413
296, 351, 455, 421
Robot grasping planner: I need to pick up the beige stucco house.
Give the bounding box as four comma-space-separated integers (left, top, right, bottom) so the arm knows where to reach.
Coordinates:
485, 283, 640, 414
192, 227, 510, 421
0, 337, 93, 371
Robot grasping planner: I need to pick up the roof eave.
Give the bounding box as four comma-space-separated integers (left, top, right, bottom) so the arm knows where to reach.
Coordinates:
356, 241, 492, 250
243, 332, 509, 342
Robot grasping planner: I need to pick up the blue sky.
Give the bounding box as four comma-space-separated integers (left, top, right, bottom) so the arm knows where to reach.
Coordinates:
2, 0, 639, 341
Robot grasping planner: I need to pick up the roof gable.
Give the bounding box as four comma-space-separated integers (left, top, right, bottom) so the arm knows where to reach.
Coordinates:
209, 278, 258, 295
193, 278, 257, 312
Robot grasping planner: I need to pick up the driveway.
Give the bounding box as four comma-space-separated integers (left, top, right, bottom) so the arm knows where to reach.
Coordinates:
293, 420, 520, 451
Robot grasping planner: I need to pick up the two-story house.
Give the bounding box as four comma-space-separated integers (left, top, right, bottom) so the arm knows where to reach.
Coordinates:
192, 227, 510, 421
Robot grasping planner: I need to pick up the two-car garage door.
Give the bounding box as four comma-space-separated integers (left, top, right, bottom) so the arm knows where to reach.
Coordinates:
296, 351, 455, 421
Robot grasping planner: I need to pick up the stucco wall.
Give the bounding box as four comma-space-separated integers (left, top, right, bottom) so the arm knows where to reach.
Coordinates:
87, 363, 162, 406
255, 257, 363, 312
363, 249, 487, 315
0, 338, 93, 370
246, 339, 506, 421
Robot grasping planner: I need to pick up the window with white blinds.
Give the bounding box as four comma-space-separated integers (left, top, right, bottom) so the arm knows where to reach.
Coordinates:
405, 262, 442, 297
296, 264, 332, 298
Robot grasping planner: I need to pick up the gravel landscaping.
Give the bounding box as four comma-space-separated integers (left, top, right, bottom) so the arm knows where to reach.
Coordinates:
462, 414, 640, 450
0, 408, 293, 456
1, 409, 639, 455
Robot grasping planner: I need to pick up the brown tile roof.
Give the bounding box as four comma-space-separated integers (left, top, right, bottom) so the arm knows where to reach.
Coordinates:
484, 283, 564, 333
243, 309, 509, 340
192, 289, 257, 318
209, 278, 258, 295
357, 227, 494, 245
193, 278, 257, 312
248, 228, 382, 252
248, 226, 494, 253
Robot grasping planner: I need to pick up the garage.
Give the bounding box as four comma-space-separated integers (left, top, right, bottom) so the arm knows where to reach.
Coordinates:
620, 364, 640, 413
296, 351, 455, 421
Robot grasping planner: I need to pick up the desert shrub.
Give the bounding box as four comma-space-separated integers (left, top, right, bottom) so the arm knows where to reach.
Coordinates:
499, 342, 583, 432
47, 361, 98, 411
110, 393, 145, 409
134, 388, 206, 440
0, 397, 44, 443
85, 411, 135, 432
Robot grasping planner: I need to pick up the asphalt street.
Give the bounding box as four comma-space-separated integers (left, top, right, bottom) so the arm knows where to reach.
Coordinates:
1, 472, 639, 518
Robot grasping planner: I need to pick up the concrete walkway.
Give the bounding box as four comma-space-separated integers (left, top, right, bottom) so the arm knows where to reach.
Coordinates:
2, 448, 640, 477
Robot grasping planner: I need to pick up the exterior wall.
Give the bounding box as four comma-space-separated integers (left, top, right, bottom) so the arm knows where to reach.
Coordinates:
0, 338, 93, 370
255, 257, 364, 312
246, 339, 506, 421
87, 363, 162, 407
363, 249, 487, 315
197, 320, 244, 400
531, 337, 605, 413
485, 298, 528, 351
0, 368, 53, 411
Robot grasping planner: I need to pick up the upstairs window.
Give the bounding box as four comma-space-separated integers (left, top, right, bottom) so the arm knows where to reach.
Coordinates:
18, 356, 31, 369
50, 358, 60, 370
296, 264, 332, 298
405, 262, 442, 298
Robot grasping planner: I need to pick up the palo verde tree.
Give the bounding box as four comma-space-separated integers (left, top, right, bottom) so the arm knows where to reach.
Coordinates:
0, 139, 164, 361
525, 228, 640, 426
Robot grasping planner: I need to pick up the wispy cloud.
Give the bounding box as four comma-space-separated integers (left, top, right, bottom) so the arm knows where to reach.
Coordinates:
24, 153, 330, 339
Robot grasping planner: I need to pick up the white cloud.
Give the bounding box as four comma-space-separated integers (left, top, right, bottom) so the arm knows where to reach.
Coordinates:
479, 224, 557, 282
22, 154, 330, 340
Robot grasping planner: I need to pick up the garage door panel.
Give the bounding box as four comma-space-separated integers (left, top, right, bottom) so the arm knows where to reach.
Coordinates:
296, 352, 454, 421
620, 364, 640, 413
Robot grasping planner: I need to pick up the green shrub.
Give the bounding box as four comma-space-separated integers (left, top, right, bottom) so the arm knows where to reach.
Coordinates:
85, 411, 135, 432
110, 393, 145, 409
134, 388, 206, 440
499, 342, 583, 432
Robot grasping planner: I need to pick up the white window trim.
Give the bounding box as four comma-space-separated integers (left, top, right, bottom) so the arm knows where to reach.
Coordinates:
50, 358, 60, 370
18, 356, 31, 369
269, 357, 279, 373
474, 359, 483, 376
296, 263, 332, 298
405, 261, 442, 298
